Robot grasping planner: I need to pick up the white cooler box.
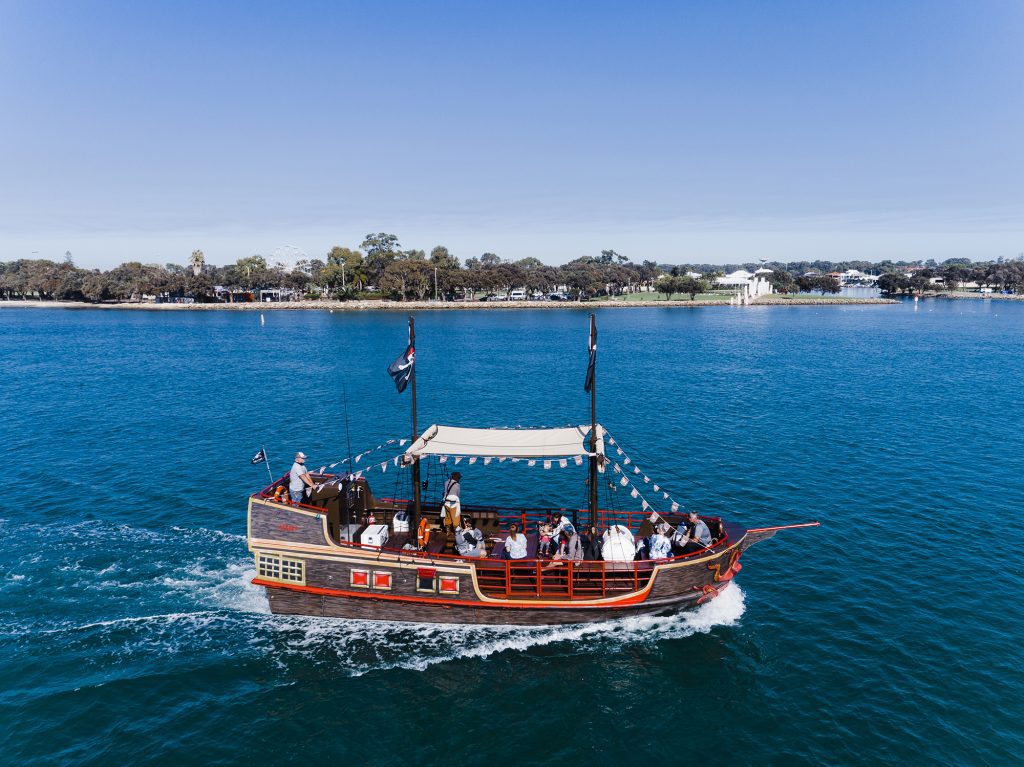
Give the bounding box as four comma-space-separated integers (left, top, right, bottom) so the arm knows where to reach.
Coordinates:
361, 524, 389, 548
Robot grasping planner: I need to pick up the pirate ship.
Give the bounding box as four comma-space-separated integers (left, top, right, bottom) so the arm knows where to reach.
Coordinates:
247, 315, 817, 625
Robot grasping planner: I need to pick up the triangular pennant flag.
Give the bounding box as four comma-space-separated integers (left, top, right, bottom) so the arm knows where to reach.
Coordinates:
393, 456, 400, 466
454, 457, 463, 465
380, 462, 387, 473
653, 484, 660, 492
469, 457, 477, 465
574, 455, 583, 466
616, 448, 624, 456
499, 458, 507, 463
619, 476, 628, 486
613, 464, 621, 474
355, 454, 361, 463
608, 436, 615, 445
543, 460, 552, 469
671, 502, 679, 512
630, 488, 639, 499
643, 476, 650, 483
484, 457, 492, 465
623, 457, 631, 465
400, 439, 408, 446
439, 456, 448, 464
559, 459, 568, 468
329, 462, 339, 469
354, 471, 363, 479
528, 460, 537, 467
641, 500, 650, 511
385, 439, 395, 445
633, 467, 641, 475
663, 492, 669, 499
648, 512, 660, 523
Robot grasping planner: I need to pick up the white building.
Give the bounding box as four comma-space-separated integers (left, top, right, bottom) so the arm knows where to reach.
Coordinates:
716, 267, 774, 303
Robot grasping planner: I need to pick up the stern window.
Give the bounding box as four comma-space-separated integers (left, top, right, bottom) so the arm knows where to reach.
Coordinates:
257, 553, 305, 585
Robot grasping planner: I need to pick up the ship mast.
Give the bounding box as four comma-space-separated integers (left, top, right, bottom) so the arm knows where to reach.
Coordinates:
588, 313, 598, 530
409, 316, 422, 536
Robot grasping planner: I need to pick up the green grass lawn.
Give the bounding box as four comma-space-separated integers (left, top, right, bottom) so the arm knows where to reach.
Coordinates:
603, 291, 733, 302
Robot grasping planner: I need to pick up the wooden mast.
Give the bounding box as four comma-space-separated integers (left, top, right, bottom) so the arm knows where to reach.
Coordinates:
409, 316, 422, 536
588, 313, 598, 530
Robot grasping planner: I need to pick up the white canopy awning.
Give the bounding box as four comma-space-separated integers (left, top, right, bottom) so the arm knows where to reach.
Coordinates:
405, 424, 605, 460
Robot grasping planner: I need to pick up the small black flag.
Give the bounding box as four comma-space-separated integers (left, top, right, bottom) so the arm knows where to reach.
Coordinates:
583, 345, 596, 393
250, 448, 267, 465
387, 344, 415, 393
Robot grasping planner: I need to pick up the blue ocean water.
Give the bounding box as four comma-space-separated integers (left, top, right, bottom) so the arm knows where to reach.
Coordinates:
0, 301, 1021, 766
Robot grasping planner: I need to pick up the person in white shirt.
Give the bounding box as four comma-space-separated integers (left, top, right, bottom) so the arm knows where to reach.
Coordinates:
502, 523, 528, 560
648, 522, 674, 560
288, 451, 315, 502
551, 512, 577, 539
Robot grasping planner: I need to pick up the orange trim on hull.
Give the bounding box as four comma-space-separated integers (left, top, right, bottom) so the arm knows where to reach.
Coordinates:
252, 578, 653, 610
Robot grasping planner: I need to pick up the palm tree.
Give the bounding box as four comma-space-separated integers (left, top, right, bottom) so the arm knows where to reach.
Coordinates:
190, 249, 205, 277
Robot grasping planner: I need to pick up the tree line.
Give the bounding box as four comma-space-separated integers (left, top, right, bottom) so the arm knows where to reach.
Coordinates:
1, 238, 1020, 302
0, 237, 664, 302
874, 261, 1024, 296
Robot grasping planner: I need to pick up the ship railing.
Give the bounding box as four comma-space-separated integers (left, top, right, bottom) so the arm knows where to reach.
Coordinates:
473, 557, 656, 600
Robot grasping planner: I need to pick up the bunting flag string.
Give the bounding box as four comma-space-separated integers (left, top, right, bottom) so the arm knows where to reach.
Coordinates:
326, 438, 400, 470
602, 431, 688, 516
309, 429, 689, 517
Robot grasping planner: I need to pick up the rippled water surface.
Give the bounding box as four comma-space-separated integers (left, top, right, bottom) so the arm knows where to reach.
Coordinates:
1, 302, 1022, 766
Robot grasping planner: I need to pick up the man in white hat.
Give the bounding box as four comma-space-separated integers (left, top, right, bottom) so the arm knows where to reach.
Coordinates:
289, 451, 315, 503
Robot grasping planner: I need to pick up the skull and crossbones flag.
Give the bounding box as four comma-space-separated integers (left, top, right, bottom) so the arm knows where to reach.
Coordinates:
387, 344, 415, 393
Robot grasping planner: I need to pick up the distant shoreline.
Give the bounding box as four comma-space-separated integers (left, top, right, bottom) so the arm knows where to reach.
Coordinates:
0, 296, 899, 311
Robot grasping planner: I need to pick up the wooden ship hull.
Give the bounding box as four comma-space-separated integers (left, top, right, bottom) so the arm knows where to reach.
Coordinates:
247, 493, 795, 626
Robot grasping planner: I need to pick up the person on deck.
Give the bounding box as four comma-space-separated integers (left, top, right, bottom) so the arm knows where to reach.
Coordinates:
538, 522, 554, 557
441, 471, 462, 534
677, 511, 713, 554
502, 523, 528, 560
648, 522, 674, 560
288, 452, 315, 503
581, 525, 603, 561
455, 517, 485, 558
443, 471, 461, 501
543, 530, 583, 570
551, 512, 577, 539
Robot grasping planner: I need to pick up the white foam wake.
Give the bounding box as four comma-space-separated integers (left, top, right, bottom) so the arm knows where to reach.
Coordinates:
243, 582, 746, 676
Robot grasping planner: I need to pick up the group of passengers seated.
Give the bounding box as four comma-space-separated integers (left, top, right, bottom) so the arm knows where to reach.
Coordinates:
636, 511, 715, 560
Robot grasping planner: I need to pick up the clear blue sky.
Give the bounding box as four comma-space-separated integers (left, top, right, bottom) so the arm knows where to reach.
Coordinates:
1, 0, 1022, 268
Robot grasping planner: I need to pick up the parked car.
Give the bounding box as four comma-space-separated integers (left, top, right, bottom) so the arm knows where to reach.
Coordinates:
509, 290, 526, 301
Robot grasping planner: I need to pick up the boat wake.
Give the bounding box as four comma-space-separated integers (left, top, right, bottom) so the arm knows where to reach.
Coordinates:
1, 517, 746, 681
233, 580, 746, 676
